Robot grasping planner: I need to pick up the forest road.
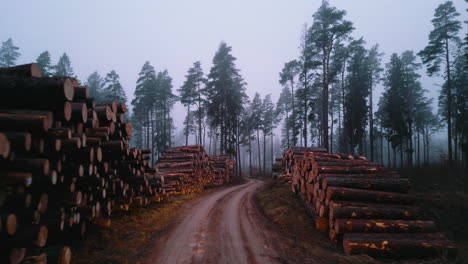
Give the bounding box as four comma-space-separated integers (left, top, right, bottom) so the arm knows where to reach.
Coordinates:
145, 179, 285, 264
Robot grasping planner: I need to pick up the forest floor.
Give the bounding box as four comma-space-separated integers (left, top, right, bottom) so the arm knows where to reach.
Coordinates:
70, 190, 205, 264
70, 170, 467, 264
256, 166, 468, 264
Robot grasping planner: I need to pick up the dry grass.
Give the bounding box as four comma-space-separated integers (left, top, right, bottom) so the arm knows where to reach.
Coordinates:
70, 191, 202, 264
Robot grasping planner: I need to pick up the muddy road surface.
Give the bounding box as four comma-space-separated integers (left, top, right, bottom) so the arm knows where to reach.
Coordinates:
145, 179, 284, 264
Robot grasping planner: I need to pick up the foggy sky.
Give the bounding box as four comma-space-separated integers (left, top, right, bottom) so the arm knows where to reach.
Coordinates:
1, 0, 467, 139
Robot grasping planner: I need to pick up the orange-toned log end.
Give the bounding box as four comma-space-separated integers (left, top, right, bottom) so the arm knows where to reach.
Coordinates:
32, 225, 48, 248
0, 132, 11, 158
342, 233, 458, 258
2, 213, 18, 235
63, 78, 75, 101
57, 246, 72, 264
315, 217, 329, 231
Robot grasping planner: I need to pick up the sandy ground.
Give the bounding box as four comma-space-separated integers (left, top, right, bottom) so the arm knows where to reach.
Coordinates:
145, 179, 285, 264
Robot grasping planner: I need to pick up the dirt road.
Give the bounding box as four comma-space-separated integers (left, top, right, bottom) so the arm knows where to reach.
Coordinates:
145, 179, 284, 264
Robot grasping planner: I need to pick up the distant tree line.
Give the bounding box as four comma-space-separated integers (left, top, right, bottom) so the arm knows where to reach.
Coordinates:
276, 0, 467, 168
0, 0, 465, 174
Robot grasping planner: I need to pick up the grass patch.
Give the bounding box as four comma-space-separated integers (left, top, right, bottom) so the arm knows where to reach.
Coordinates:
71, 191, 202, 264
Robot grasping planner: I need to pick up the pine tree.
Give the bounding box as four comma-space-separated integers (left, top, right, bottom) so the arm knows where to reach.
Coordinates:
343, 38, 370, 154
179, 61, 205, 146
279, 60, 300, 146
132, 62, 157, 153
103, 70, 127, 103
276, 87, 293, 148
154, 70, 177, 153
85, 71, 105, 100
366, 44, 384, 161
205, 41, 247, 156
261, 94, 275, 172
36, 51, 52, 76
0, 38, 20, 67
418, 0, 462, 165
307, 0, 354, 151
250, 93, 263, 171
54, 53, 75, 77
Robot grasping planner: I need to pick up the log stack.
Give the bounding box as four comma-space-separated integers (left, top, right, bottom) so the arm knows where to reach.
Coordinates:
276, 146, 327, 187
278, 148, 457, 258
156, 145, 215, 195
210, 154, 235, 185
0, 63, 162, 264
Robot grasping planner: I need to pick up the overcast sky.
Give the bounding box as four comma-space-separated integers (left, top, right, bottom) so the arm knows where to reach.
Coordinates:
1, 0, 466, 135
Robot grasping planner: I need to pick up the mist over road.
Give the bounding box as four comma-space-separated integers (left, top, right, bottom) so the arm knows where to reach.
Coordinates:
146, 179, 283, 264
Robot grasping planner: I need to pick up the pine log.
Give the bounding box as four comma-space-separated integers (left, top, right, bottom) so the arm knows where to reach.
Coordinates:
342, 233, 457, 257
0, 172, 32, 186
0, 113, 49, 133
1, 158, 50, 176
322, 177, 411, 193
334, 219, 438, 234
329, 201, 423, 220
9, 225, 48, 248
4, 132, 31, 153
313, 166, 385, 178
94, 106, 113, 121
0, 132, 10, 158
326, 187, 415, 205
96, 102, 117, 113
0, 76, 74, 107
70, 103, 87, 123
0, 63, 42, 77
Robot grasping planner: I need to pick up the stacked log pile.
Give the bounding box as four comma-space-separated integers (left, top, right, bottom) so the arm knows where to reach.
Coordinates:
210, 154, 235, 185
276, 146, 327, 185
156, 145, 215, 194
0, 64, 162, 264
278, 148, 457, 258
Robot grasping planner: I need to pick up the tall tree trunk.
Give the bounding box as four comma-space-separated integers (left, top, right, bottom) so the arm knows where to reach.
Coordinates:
290, 78, 296, 146
263, 132, 266, 174
197, 85, 203, 146
341, 59, 347, 153
369, 79, 374, 161
322, 55, 330, 151
236, 114, 242, 177
257, 129, 261, 173
445, 38, 453, 166
185, 105, 190, 146
270, 121, 274, 174
331, 102, 334, 153
417, 130, 421, 167
285, 109, 290, 147
380, 125, 384, 166
249, 130, 252, 176
387, 140, 391, 168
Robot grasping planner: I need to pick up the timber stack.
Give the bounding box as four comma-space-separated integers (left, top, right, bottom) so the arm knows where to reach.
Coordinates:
210, 154, 235, 185
0, 63, 163, 264
156, 145, 215, 194
278, 148, 457, 258
276, 146, 327, 184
